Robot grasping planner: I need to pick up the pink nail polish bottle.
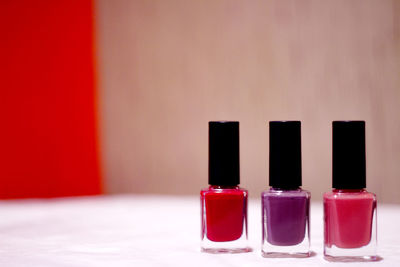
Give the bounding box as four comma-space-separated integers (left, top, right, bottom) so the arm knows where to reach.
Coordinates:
324, 121, 377, 261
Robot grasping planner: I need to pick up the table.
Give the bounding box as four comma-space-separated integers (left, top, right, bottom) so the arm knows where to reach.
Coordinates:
0, 195, 398, 266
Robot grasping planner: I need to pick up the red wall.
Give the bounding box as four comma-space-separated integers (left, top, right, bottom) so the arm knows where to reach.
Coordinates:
0, 1, 102, 198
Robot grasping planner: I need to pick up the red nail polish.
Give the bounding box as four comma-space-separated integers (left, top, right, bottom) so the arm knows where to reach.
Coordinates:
324, 121, 377, 261
201, 121, 250, 253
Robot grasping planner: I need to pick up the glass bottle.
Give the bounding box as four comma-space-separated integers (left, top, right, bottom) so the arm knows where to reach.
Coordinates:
201, 121, 250, 253
262, 121, 311, 257
324, 121, 377, 261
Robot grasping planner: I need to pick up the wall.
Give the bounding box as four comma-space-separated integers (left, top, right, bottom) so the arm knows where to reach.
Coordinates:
96, 0, 400, 202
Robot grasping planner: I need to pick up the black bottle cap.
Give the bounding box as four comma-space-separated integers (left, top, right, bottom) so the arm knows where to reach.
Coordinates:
332, 121, 366, 189
208, 121, 240, 186
269, 121, 302, 189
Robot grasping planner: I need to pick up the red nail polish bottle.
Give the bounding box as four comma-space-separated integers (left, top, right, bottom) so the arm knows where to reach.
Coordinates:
324, 121, 378, 261
201, 121, 250, 253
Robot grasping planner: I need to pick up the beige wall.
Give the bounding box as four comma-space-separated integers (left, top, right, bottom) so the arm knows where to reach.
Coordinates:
96, 0, 400, 203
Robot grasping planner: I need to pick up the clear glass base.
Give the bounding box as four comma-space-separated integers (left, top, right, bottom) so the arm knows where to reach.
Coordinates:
324, 255, 382, 262
324, 243, 378, 262
261, 242, 311, 258
201, 234, 250, 254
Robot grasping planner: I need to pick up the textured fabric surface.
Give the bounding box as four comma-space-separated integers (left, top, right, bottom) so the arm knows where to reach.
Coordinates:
0, 195, 398, 266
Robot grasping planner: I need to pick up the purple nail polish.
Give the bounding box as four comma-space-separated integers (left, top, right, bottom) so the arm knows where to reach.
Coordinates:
262, 189, 310, 246
261, 121, 311, 257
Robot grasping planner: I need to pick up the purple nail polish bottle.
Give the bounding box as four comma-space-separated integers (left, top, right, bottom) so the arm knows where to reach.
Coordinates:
261, 121, 311, 257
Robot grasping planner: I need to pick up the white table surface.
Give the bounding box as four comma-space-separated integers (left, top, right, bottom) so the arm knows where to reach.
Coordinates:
0, 195, 399, 267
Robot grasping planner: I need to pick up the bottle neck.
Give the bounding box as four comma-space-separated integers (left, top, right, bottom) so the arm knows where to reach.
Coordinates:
333, 188, 366, 193
270, 186, 301, 191
209, 185, 239, 190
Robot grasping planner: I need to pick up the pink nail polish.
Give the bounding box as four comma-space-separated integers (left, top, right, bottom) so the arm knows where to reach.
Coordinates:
324, 121, 377, 261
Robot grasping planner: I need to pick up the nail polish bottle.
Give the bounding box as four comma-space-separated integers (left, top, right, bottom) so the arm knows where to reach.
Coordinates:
261, 121, 311, 257
324, 121, 377, 261
201, 121, 250, 253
